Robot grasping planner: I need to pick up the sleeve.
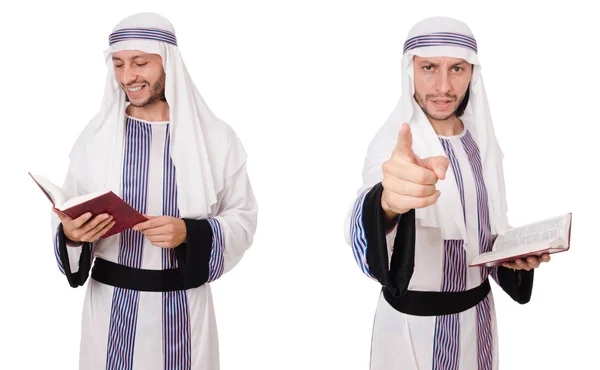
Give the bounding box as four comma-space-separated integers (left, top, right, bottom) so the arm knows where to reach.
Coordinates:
50, 171, 94, 288
345, 182, 416, 297
344, 118, 417, 295
175, 163, 258, 287
490, 265, 534, 304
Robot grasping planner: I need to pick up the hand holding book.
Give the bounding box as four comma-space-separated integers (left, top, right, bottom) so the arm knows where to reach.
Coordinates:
470, 213, 571, 268
53, 209, 115, 243
31, 172, 148, 239
501, 253, 551, 271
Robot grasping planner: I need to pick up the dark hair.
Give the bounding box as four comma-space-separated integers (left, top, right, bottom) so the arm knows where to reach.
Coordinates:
455, 85, 470, 118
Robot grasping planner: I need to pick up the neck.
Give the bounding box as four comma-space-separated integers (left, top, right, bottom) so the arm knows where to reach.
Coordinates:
428, 115, 464, 137
126, 101, 170, 122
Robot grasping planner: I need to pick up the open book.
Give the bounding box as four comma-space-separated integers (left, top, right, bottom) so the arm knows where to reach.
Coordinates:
30, 172, 148, 239
469, 213, 572, 267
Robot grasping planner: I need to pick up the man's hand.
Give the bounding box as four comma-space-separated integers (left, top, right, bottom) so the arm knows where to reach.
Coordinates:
381, 122, 450, 222
502, 254, 551, 271
132, 216, 187, 249
53, 208, 115, 243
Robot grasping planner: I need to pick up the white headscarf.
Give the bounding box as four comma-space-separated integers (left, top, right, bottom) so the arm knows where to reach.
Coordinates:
362, 16, 509, 242
68, 12, 246, 219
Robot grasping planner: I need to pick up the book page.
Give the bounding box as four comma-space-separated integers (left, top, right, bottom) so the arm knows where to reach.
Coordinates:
60, 189, 111, 211
493, 214, 569, 252
29, 173, 65, 207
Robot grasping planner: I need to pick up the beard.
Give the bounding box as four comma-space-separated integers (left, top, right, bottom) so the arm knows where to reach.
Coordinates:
414, 91, 466, 121
123, 73, 166, 107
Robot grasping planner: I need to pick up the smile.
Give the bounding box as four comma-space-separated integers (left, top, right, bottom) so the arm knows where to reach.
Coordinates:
127, 85, 145, 93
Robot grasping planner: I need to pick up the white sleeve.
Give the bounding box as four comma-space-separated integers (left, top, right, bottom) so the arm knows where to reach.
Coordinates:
206, 163, 258, 280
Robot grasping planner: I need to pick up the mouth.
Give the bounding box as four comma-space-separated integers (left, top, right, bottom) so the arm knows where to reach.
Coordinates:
126, 84, 146, 96
431, 99, 453, 109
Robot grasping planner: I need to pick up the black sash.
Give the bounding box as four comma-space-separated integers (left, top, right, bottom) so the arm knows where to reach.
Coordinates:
91, 257, 201, 292
383, 278, 491, 316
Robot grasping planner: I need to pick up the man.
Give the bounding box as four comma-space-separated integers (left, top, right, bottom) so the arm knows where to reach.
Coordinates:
345, 16, 550, 369
50, 12, 257, 369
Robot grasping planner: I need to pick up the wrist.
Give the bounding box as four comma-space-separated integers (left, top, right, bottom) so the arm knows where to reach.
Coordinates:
381, 191, 407, 220
380, 192, 405, 232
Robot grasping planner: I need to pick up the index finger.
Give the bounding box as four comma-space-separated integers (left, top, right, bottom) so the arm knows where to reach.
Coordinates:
394, 123, 416, 159
133, 216, 164, 232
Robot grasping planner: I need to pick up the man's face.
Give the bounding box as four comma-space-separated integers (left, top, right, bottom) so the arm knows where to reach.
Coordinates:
413, 55, 472, 121
112, 50, 166, 108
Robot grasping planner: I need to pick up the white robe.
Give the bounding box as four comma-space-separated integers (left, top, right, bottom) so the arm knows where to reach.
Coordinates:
347, 128, 514, 370
52, 116, 257, 370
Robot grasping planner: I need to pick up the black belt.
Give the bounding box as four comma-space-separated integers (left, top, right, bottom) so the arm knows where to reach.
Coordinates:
91, 258, 196, 292
383, 278, 491, 316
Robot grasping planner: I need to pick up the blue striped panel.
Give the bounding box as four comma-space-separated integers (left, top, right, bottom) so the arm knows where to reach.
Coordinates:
461, 131, 494, 369
404, 32, 477, 54
207, 218, 224, 282
432, 311, 461, 370
106, 118, 152, 370
475, 296, 493, 370
161, 124, 191, 370
162, 124, 180, 269
106, 288, 141, 369
349, 188, 376, 279
432, 139, 468, 370
162, 290, 191, 370
109, 27, 177, 46
54, 230, 65, 274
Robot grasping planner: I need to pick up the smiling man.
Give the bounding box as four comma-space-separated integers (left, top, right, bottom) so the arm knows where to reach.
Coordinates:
49, 13, 258, 370
345, 17, 549, 369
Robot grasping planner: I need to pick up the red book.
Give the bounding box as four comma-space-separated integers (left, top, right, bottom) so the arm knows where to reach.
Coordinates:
469, 213, 572, 267
30, 172, 148, 239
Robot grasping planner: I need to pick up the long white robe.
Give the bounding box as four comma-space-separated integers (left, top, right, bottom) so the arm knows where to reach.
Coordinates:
347, 128, 531, 370
51, 116, 257, 370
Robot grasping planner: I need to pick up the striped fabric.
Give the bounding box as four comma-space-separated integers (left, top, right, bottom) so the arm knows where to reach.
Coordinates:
162, 125, 180, 270
54, 231, 65, 274
432, 138, 468, 370
349, 188, 376, 279
461, 131, 494, 370
207, 218, 225, 282
106, 118, 152, 370
109, 27, 177, 46
161, 124, 192, 370
403, 32, 477, 54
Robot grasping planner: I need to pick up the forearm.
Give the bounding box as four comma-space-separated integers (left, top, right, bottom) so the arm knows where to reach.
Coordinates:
347, 183, 414, 296
492, 265, 534, 304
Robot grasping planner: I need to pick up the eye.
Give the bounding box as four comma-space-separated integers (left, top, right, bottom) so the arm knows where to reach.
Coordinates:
135, 62, 148, 67
453, 66, 464, 72
423, 65, 434, 71
114, 64, 123, 69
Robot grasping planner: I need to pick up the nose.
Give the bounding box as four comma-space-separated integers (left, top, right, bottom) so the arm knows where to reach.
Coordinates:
435, 69, 451, 94
121, 65, 137, 86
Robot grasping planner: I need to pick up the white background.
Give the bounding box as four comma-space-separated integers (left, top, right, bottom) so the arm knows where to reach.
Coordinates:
1, 0, 597, 369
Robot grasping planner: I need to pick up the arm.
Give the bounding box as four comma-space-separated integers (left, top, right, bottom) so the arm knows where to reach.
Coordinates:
175, 163, 258, 286
345, 183, 416, 297
490, 265, 534, 304
488, 233, 534, 304
50, 171, 94, 288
